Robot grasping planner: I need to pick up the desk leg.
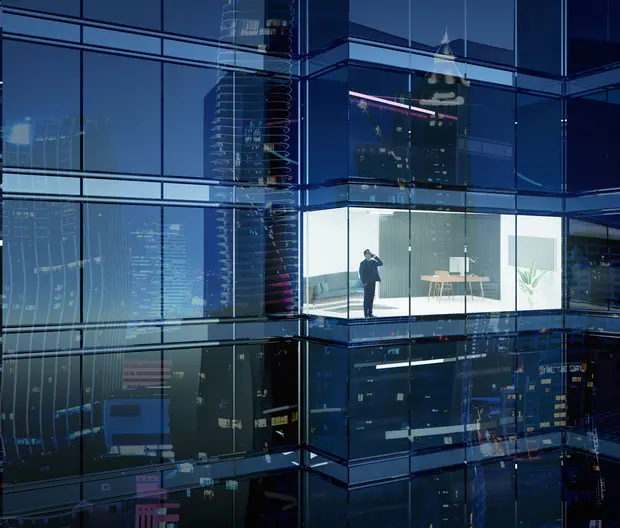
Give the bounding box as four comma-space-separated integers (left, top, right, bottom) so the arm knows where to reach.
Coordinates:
439, 282, 444, 302
428, 281, 432, 301
468, 282, 474, 300
480, 281, 485, 301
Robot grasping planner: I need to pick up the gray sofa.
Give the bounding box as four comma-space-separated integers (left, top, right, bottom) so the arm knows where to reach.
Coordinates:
306, 272, 363, 304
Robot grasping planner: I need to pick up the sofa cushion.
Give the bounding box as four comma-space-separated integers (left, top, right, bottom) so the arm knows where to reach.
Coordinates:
320, 282, 330, 293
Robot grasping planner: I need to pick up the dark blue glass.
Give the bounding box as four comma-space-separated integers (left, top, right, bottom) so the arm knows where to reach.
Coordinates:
466, 337, 516, 458
307, 68, 349, 185
516, 454, 563, 525
83, 53, 161, 176
4, 0, 80, 16
348, 345, 410, 459
307, 0, 349, 52
465, 84, 515, 190
83, 0, 162, 30
163, 64, 219, 179
307, 343, 349, 460
165, 346, 235, 459
349, 66, 410, 183
350, 0, 409, 47
82, 349, 166, 474
234, 342, 299, 455
516, 331, 564, 438
410, 468, 465, 526
568, 0, 620, 75
411, 0, 466, 58
1, 355, 81, 484
2, 200, 81, 327
3, 42, 80, 171
466, 0, 515, 67
409, 341, 463, 453
163, 206, 233, 319
517, 94, 563, 192
83, 203, 162, 323
517, 0, 562, 75
568, 92, 620, 193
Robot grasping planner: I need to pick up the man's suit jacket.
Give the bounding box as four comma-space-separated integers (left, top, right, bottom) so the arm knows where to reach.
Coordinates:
359, 256, 383, 285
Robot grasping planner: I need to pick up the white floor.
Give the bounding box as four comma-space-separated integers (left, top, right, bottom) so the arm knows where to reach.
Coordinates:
304, 295, 514, 319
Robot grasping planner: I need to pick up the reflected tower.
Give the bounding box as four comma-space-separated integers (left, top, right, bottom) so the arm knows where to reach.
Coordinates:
412, 29, 470, 186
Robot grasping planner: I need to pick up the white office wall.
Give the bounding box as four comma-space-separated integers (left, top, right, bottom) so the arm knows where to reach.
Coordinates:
304, 208, 380, 277
500, 215, 562, 311
348, 209, 381, 273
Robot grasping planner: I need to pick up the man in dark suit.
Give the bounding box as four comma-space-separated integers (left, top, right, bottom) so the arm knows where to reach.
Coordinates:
359, 249, 383, 318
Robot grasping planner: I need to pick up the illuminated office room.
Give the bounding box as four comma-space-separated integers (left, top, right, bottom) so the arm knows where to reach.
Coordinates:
2, 0, 620, 526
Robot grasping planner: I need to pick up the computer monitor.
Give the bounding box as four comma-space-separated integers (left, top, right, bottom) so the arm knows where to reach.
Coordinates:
449, 257, 469, 276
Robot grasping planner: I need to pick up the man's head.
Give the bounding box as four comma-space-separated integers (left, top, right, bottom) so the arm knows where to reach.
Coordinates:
364, 249, 372, 260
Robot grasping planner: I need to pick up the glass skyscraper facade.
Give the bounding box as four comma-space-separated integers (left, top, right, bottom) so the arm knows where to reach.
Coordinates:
2, 0, 620, 525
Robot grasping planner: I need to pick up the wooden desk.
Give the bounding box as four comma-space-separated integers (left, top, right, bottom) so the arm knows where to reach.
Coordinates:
420, 274, 490, 301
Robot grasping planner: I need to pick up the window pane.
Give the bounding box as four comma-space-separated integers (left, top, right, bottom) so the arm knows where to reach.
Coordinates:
349, 66, 410, 183
517, 0, 561, 75
164, 64, 219, 179
4, 42, 80, 171
4, 0, 80, 16
166, 346, 234, 459
83, 203, 162, 323
464, 84, 515, 190
84, 53, 161, 175
466, 0, 515, 67
165, 0, 298, 54
411, 210, 466, 316
163, 206, 233, 319
3, 200, 81, 327
350, 0, 409, 47
517, 95, 562, 192
303, 208, 348, 318
235, 342, 299, 454
411, 0, 465, 57
308, 68, 348, 186
83, 0, 162, 30
82, 350, 166, 475
2, 355, 82, 484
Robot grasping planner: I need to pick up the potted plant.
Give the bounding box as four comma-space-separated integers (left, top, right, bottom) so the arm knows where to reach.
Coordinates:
517, 261, 546, 309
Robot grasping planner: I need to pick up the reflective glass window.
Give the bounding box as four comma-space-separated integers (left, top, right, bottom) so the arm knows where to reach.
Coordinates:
464, 84, 515, 190
568, 0, 620, 75
2, 355, 82, 484
349, 66, 410, 183
165, 0, 298, 54
517, 94, 563, 192
4, 0, 80, 16
411, 68, 466, 187
82, 350, 166, 475
3, 42, 80, 171
83, 203, 162, 323
307, 68, 348, 186
517, 0, 562, 75
165, 346, 234, 459
83, 0, 162, 30
163, 206, 233, 319
349, 345, 410, 459
83, 53, 161, 176
350, 0, 409, 47
307, 0, 349, 51
307, 343, 349, 460
3, 200, 81, 327
163, 64, 219, 179
235, 342, 299, 454
411, 0, 465, 57
466, 0, 515, 67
